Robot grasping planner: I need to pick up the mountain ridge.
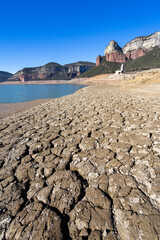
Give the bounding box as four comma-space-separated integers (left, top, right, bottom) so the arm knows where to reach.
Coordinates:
0, 71, 13, 82
8, 61, 95, 82
81, 46, 160, 78
97, 31, 160, 66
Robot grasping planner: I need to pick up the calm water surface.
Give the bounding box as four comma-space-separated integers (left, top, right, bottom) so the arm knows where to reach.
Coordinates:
0, 84, 86, 103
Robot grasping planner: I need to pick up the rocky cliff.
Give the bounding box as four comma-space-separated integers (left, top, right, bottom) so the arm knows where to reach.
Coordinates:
104, 41, 127, 63
83, 46, 160, 77
64, 61, 95, 78
9, 61, 95, 82
123, 31, 160, 54
96, 31, 160, 66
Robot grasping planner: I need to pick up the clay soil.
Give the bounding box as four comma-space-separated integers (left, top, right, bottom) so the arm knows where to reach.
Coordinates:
0, 83, 160, 239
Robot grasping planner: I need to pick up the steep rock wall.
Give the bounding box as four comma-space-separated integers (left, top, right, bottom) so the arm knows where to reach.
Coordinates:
9, 62, 95, 82
123, 31, 160, 54
97, 31, 160, 65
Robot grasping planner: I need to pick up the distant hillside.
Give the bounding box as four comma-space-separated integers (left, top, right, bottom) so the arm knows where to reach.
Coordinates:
0, 71, 13, 82
64, 61, 95, 67
8, 61, 95, 82
124, 46, 160, 71
80, 47, 160, 78
80, 58, 121, 77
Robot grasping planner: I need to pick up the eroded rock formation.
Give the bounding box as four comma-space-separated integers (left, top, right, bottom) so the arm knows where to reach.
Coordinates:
123, 31, 160, 54
96, 55, 103, 66
125, 48, 147, 60
104, 41, 126, 63
96, 31, 160, 65
9, 62, 95, 82
0, 85, 160, 239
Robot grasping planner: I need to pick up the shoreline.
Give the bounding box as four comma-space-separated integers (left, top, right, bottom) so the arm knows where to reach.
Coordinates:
0, 76, 122, 119
1, 68, 160, 119
0, 79, 90, 85
1, 82, 160, 120
0, 75, 124, 86
0, 98, 52, 119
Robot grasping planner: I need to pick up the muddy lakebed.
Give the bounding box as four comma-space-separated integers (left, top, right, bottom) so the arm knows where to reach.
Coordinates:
0, 84, 160, 239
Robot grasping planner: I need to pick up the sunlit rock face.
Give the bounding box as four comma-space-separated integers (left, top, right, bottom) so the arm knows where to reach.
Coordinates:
104, 40, 127, 63
123, 31, 160, 54
123, 31, 160, 60
97, 31, 160, 64
125, 48, 147, 60
8, 62, 96, 82
104, 40, 122, 55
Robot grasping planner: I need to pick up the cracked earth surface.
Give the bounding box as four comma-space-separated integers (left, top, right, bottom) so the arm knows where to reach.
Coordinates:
0, 85, 160, 240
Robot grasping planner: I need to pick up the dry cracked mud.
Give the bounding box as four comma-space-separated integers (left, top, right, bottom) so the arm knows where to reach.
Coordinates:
0, 84, 160, 240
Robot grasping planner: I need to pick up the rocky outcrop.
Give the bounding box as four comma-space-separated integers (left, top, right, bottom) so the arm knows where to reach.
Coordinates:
123, 31, 160, 54
9, 61, 95, 82
104, 40, 122, 55
8, 63, 65, 82
97, 31, 160, 64
1, 85, 160, 239
125, 48, 147, 60
67, 64, 94, 78
96, 55, 103, 66
105, 51, 126, 62
122, 31, 160, 61
104, 41, 127, 63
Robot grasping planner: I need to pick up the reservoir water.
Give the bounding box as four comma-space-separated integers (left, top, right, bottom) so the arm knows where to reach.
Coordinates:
0, 84, 86, 103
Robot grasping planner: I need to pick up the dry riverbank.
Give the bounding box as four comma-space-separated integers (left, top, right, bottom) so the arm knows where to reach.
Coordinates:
0, 98, 51, 119
0, 84, 160, 239
0, 79, 90, 85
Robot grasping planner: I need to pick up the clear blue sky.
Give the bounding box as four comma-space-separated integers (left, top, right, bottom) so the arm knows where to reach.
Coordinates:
0, 0, 160, 73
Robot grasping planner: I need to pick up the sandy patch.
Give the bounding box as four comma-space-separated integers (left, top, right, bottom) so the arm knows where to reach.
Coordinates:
0, 99, 51, 119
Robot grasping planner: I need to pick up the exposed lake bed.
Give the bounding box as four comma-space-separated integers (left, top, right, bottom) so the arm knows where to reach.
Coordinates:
0, 83, 160, 239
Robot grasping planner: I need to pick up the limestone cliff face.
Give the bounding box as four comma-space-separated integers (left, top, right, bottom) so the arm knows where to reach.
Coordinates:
96, 31, 160, 65
104, 40, 122, 55
9, 63, 65, 82
104, 41, 127, 63
123, 31, 160, 54
66, 63, 94, 78
9, 62, 95, 82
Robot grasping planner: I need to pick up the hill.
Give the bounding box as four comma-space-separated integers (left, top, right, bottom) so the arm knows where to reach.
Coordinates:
0, 71, 13, 82
8, 61, 95, 82
124, 46, 160, 71
80, 47, 160, 78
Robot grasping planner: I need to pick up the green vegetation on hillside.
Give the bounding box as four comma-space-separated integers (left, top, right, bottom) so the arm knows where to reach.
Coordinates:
64, 61, 95, 67
0, 71, 13, 82
124, 47, 160, 71
13, 61, 95, 80
22, 67, 37, 74
80, 47, 160, 78
80, 57, 121, 77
